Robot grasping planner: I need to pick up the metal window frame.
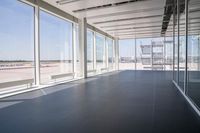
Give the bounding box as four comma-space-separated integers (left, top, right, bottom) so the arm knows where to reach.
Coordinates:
177, 0, 180, 84
184, 0, 188, 93
22, 0, 81, 84
173, 1, 175, 80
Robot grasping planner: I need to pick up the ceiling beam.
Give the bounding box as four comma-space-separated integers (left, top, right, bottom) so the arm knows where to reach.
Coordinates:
73, 0, 147, 13
87, 7, 163, 19
93, 14, 163, 25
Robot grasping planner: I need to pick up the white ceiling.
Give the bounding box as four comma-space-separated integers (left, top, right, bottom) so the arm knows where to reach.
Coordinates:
43, 0, 200, 39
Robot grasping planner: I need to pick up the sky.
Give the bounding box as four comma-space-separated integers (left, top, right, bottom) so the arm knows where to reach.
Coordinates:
0, 0, 73, 61
0, 0, 199, 61
0, 0, 34, 60
40, 10, 73, 61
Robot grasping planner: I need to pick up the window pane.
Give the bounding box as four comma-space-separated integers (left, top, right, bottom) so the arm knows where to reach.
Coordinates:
164, 37, 173, 71
87, 30, 94, 71
40, 11, 73, 84
96, 33, 106, 71
119, 39, 135, 70
107, 38, 114, 70
136, 38, 151, 70
0, 0, 34, 88
136, 37, 164, 70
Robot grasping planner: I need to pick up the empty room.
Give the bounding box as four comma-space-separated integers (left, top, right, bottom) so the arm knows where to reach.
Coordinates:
0, 0, 200, 133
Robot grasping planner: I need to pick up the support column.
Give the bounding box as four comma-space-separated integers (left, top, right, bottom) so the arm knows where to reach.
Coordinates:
135, 38, 137, 70
34, 5, 40, 86
79, 18, 87, 78
105, 37, 109, 70
115, 38, 119, 70
72, 23, 77, 78
93, 32, 97, 71
113, 39, 116, 70
164, 36, 166, 70
112, 39, 115, 70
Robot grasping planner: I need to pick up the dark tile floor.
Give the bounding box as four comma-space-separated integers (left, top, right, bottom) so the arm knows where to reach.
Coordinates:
0, 70, 200, 133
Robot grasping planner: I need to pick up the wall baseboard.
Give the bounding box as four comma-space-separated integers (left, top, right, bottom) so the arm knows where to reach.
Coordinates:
172, 80, 200, 117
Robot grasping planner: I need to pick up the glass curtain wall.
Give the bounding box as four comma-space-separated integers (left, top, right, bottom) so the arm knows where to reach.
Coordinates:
0, 0, 116, 92
87, 30, 94, 71
136, 38, 152, 70
119, 39, 135, 70
40, 10, 73, 84
119, 37, 173, 71
0, 0, 34, 88
96, 33, 106, 72
136, 37, 165, 70
164, 37, 173, 70
107, 38, 114, 70
87, 31, 116, 76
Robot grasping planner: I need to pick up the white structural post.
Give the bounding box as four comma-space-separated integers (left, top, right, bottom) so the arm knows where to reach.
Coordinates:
112, 39, 115, 70
104, 37, 106, 70
113, 39, 116, 70
34, 4, 40, 86
79, 17, 87, 78
198, 34, 200, 71
72, 23, 77, 78
164, 36, 166, 70
115, 38, 119, 70
135, 38, 137, 70
93, 32, 97, 71
105, 37, 109, 70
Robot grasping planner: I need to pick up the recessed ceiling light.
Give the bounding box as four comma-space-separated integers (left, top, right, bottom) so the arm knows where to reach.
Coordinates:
56, 0, 81, 5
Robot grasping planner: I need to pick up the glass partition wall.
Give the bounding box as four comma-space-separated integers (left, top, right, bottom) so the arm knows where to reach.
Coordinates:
179, 0, 186, 89
187, 0, 200, 110
173, 0, 200, 112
